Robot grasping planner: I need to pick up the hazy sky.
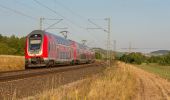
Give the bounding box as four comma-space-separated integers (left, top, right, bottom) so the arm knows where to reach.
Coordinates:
0, 0, 170, 52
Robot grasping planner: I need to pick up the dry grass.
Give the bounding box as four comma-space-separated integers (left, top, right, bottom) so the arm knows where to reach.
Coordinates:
0, 55, 24, 72
26, 61, 137, 100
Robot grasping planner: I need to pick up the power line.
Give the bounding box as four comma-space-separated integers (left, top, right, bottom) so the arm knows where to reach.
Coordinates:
33, 0, 84, 29
34, 0, 105, 47
87, 19, 107, 32
13, 0, 39, 13
0, 1, 97, 45
53, 0, 87, 20
33, 0, 107, 49
0, 4, 37, 20
87, 18, 112, 67
52, 0, 106, 44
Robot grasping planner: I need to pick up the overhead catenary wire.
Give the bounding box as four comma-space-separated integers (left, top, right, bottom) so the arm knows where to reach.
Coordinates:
53, 0, 87, 20
33, 0, 107, 47
33, 0, 85, 29
87, 19, 107, 32
0, 0, 101, 46
52, 0, 107, 43
0, 4, 65, 34
44, 19, 64, 30
0, 4, 37, 20
12, 0, 64, 26
33, 0, 87, 39
32, 0, 93, 42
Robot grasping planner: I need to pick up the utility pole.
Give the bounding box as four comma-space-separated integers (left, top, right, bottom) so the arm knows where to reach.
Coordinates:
105, 18, 111, 67
87, 17, 112, 67
40, 17, 45, 30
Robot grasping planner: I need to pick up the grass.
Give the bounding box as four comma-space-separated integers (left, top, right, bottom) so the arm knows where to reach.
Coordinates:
137, 63, 170, 80
0, 55, 24, 72
26, 62, 137, 100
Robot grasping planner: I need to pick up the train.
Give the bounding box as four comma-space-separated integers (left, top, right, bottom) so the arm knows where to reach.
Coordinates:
25, 30, 95, 68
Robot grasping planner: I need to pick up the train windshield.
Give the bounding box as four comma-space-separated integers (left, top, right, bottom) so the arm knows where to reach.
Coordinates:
29, 34, 42, 50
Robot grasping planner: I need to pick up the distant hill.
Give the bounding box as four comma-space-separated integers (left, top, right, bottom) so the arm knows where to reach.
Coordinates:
92, 47, 126, 58
150, 50, 170, 56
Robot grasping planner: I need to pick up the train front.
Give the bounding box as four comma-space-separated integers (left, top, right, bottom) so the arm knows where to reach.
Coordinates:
25, 30, 48, 68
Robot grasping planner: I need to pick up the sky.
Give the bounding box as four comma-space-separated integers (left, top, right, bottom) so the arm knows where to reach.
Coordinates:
0, 0, 170, 53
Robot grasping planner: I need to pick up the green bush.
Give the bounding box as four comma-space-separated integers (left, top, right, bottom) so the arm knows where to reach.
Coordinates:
95, 52, 102, 59
119, 52, 146, 65
158, 53, 170, 65
0, 34, 25, 55
119, 52, 170, 66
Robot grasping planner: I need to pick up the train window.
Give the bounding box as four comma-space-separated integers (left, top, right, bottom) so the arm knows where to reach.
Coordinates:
65, 52, 67, 59
66, 52, 67, 59
66, 52, 68, 59
60, 52, 62, 59
63, 52, 66, 59
63, 52, 65, 59
66, 52, 69, 59
30, 34, 41, 40
62, 40, 63, 44
59, 40, 61, 44
29, 34, 42, 50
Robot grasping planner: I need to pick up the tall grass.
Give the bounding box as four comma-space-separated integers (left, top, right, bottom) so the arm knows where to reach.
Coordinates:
137, 63, 170, 80
29, 62, 137, 100
0, 55, 24, 72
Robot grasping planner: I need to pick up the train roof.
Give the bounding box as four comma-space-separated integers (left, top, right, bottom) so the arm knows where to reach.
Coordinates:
46, 31, 71, 46
29, 30, 91, 49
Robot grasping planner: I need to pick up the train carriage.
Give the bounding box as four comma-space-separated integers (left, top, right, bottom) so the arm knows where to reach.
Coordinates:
25, 30, 95, 68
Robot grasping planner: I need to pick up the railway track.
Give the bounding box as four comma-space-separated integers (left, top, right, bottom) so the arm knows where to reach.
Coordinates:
0, 62, 105, 99
0, 62, 105, 82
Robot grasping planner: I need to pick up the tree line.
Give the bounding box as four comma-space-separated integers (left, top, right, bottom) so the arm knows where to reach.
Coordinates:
2, 33, 169, 66
0, 34, 25, 55
117, 52, 170, 65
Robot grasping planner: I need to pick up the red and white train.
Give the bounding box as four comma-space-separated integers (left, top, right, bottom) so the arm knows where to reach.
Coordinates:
25, 30, 95, 68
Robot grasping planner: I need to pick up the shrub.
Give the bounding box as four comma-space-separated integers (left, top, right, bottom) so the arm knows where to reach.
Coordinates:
0, 34, 25, 55
119, 52, 146, 65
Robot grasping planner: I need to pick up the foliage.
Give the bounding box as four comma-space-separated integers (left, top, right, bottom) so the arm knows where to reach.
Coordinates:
0, 34, 25, 55
147, 53, 170, 65
95, 52, 102, 59
118, 51, 170, 66
158, 53, 170, 65
118, 52, 146, 64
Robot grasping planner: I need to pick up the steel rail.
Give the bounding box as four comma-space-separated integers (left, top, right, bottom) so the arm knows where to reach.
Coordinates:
0, 62, 105, 82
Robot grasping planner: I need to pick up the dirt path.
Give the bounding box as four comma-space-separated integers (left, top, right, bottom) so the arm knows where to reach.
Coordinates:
118, 62, 170, 100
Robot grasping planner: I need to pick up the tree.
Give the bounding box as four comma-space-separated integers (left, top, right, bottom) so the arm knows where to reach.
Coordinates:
0, 34, 26, 55
119, 52, 146, 64
95, 52, 102, 59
